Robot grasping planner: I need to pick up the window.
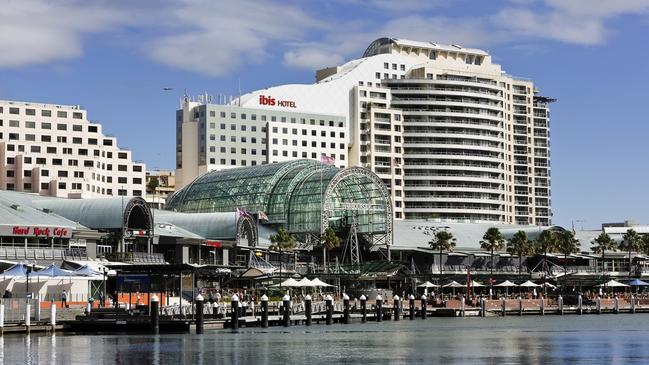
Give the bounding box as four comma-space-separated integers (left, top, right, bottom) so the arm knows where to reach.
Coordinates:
9, 107, 19, 114
375, 72, 381, 79
57, 111, 67, 118
9, 120, 19, 127
118, 177, 127, 184
41, 169, 49, 177
6, 157, 14, 164
57, 123, 67, 131
103, 139, 113, 146
36, 158, 46, 164
88, 138, 97, 145
133, 165, 142, 172
73, 125, 82, 131
384, 62, 389, 69
58, 170, 68, 177
8, 133, 18, 140
88, 125, 98, 133
118, 152, 127, 159
52, 158, 62, 165
25, 134, 35, 141
24, 170, 31, 177
41, 110, 51, 117
30, 146, 41, 153
117, 165, 127, 172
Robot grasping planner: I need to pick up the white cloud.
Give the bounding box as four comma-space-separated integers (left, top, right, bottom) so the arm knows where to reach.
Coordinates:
0, 0, 130, 68
283, 48, 345, 70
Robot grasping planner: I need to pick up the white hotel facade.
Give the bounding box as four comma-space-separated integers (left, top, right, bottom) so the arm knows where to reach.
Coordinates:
177, 37, 552, 225
0, 100, 146, 198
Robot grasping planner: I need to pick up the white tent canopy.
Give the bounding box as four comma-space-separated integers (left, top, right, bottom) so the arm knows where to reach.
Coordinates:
598, 279, 629, 287
278, 278, 301, 287
443, 281, 465, 288
418, 281, 439, 288
296, 277, 315, 287
310, 278, 333, 287
495, 280, 518, 287
469, 280, 483, 287
519, 280, 541, 287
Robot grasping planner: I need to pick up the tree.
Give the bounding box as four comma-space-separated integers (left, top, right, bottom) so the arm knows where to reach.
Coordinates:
269, 227, 296, 252
480, 227, 505, 278
591, 232, 616, 272
620, 229, 641, 277
535, 230, 558, 276
429, 230, 456, 278
641, 234, 649, 256
146, 176, 159, 194
321, 226, 342, 264
556, 231, 581, 281
507, 230, 533, 281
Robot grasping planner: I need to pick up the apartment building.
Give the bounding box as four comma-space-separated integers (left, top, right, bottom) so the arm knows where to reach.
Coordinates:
0, 100, 145, 198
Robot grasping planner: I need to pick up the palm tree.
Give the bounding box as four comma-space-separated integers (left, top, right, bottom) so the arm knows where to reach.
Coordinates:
507, 230, 532, 282
269, 227, 296, 279
620, 229, 641, 277
591, 232, 616, 272
480, 227, 505, 278
535, 230, 558, 277
641, 234, 649, 256
321, 226, 342, 266
429, 230, 456, 279
556, 231, 581, 282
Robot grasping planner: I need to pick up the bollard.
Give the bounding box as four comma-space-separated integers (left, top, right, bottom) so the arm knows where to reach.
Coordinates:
408, 294, 415, 320
26, 301, 31, 328
342, 293, 350, 324
150, 294, 159, 334
421, 295, 427, 319
260, 295, 269, 328
231, 294, 240, 332
0, 302, 4, 333
376, 295, 383, 322
325, 295, 333, 325
558, 295, 564, 315
578, 295, 583, 315
501, 297, 506, 317
393, 295, 400, 321
460, 295, 465, 317
50, 303, 56, 327
282, 294, 291, 327
480, 297, 486, 318
614, 296, 619, 314
518, 297, 523, 316
540, 296, 545, 316
195, 294, 204, 334
87, 299, 92, 314
305, 295, 312, 326
631, 295, 636, 314
360, 295, 367, 323
596, 296, 601, 314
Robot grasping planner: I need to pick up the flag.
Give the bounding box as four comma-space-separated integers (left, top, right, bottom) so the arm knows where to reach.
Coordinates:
320, 154, 335, 165
258, 211, 269, 222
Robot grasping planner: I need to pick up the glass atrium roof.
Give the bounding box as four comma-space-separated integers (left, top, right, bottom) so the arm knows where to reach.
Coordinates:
165, 160, 392, 236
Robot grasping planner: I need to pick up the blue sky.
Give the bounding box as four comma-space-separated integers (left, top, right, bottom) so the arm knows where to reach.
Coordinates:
2, 0, 649, 229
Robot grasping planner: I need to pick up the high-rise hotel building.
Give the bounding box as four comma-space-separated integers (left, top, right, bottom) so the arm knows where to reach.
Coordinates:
0, 100, 146, 198
177, 37, 552, 225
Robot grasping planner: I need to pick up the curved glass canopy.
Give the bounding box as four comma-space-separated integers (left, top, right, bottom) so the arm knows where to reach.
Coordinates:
166, 160, 392, 239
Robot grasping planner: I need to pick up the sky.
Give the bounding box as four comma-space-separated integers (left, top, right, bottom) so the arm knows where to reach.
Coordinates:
1, 0, 649, 229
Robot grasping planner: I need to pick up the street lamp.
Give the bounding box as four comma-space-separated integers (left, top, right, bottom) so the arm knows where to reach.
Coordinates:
209, 250, 216, 265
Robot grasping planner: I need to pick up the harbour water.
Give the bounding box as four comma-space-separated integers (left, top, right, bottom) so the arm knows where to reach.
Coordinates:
3, 315, 649, 364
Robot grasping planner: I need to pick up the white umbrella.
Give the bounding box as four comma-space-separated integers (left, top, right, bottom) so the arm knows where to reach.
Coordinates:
495, 280, 518, 287
469, 280, 484, 287
443, 281, 464, 288
417, 281, 439, 288
519, 280, 541, 287
296, 277, 315, 287
310, 278, 333, 287
598, 279, 629, 287
278, 278, 300, 287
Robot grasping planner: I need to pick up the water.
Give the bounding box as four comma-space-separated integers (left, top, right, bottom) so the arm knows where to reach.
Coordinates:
3, 315, 649, 364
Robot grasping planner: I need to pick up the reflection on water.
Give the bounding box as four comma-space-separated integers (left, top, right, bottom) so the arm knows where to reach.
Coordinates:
2, 315, 649, 364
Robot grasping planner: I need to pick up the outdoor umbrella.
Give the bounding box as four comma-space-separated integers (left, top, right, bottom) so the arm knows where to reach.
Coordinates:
443, 281, 465, 288
74, 265, 102, 277
417, 281, 439, 288
597, 279, 629, 287
628, 279, 649, 286
2, 264, 28, 278
469, 280, 484, 287
35, 264, 74, 277
495, 280, 518, 296
310, 278, 333, 287
296, 277, 315, 287
277, 278, 300, 287
542, 282, 556, 288
519, 280, 541, 287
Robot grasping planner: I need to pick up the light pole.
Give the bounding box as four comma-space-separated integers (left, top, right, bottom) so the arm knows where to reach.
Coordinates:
209, 250, 216, 265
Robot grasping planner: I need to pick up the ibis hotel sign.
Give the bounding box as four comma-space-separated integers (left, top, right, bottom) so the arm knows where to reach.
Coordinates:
0, 225, 73, 238
258, 95, 297, 108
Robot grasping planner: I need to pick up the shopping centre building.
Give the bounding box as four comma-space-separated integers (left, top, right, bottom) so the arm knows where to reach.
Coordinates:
176, 37, 553, 225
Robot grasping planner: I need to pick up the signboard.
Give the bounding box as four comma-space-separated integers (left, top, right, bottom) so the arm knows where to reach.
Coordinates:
205, 240, 223, 248
0, 225, 73, 238
258, 95, 297, 108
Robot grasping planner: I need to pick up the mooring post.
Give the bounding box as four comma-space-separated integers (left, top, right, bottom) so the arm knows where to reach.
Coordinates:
231, 294, 239, 332
282, 294, 291, 327
305, 294, 312, 326
578, 295, 583, 315
260, 294, 268, 328
480, 296, 486, 317
25, 300, 31, 330
558, 295, 564, 315
596, 296, 601, 314
421, 295, 428, 319
360, 295, 367, 323
325, 295, 333, 325
343, 293, 350, 324
150, 294, 159, 334
518, 296, 523, 316
393, 295, 400, 321
501, 297, 506, 317
0, 301, 4, 335
409, 294, 415, 320
50, 302, 56, 328
195, 294, 204, 334
614, 295, 620, 314
376, 295, 383, 322
631, 295, 636, 314
460, 295, 466, 317
540, 296, 545, 316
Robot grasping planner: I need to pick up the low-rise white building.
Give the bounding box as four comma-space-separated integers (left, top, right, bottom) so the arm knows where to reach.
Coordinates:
0, 100, 145, 198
